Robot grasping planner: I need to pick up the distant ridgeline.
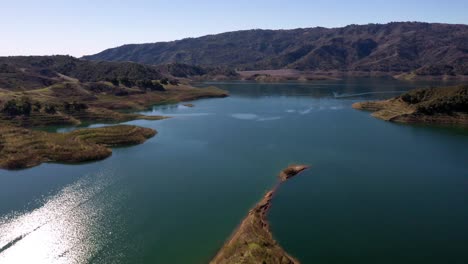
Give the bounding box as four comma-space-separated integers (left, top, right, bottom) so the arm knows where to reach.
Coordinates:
84, 22, 468, 77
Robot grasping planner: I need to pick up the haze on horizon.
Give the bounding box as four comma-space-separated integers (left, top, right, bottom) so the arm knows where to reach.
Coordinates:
2, 0, 467, 57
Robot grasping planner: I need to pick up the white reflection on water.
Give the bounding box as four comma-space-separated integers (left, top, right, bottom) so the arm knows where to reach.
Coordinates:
231, 113, 259, 120
258, 116, 282, 122
231, 113, 282, 122
299, 107, 314, 114
0, 169, 120, 264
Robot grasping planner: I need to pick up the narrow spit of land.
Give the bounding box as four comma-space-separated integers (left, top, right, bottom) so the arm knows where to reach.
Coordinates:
211, 165, 309, 264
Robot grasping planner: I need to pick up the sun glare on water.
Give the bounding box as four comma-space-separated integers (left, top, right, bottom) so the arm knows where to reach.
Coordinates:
0, 170, 120, 264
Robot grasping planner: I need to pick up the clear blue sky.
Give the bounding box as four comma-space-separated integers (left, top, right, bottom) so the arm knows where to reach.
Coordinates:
2, 0, 467, 57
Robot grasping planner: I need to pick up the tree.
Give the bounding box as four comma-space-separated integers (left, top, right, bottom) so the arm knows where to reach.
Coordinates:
135, 79, 166, 91
150, 82, 165, 91
2, 100, 19, 116
110, 78, 120, 86
119, 77, 134, 87
33, 101, 42, 112
160, 78, 169, 85
20, 98, 32, 116
63, 101, 71, 112
63, 101, 88, 112
72, 101, 88, 111
44, 104, 56, 114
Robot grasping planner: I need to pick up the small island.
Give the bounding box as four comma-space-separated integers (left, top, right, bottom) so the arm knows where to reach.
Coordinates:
352, 85, 468, 125
211, 164, 309, 264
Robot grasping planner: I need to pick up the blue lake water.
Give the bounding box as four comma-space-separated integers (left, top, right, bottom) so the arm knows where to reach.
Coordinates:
0, 79, 467, 263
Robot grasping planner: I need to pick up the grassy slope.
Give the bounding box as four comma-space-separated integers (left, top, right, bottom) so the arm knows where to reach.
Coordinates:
352, 85, 468, 125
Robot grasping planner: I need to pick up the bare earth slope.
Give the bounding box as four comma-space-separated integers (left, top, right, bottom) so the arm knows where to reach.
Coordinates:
211, 165, 309, 264
352, 85, 468, 125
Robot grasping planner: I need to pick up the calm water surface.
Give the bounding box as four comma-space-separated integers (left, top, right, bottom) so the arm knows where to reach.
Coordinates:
0, 79, 467, 263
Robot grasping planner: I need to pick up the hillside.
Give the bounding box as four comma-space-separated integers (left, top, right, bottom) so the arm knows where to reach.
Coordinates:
84, 22, 468, 77
0, 55, 168, 91
353, 85, 468, 125
0, 56, 227, 127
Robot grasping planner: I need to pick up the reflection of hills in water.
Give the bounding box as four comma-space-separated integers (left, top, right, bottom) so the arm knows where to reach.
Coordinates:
197, 78, 462, 99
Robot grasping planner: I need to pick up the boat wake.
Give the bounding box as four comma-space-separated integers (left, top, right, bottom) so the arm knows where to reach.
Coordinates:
333, 91, 407, 98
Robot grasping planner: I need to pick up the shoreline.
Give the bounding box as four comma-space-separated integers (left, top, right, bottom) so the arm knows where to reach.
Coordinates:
0, 88, 228, 170
210, 165, 309, 264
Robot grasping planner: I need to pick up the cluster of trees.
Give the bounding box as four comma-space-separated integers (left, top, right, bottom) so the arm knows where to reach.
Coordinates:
2, 97, 32, 116
44, 104, 57, 114
1, 97, 58, 116
63, 101, 88, 112
135, 79, 166, 91
160, 78, 179, 86
105, 77, 168, 91
400, 86, 468, 114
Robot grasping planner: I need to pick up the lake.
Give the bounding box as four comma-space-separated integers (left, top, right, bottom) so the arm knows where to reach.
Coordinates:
0, 78, 467, 263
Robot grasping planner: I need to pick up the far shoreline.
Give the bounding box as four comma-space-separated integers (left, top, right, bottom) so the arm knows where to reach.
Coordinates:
190, 69, 468, 82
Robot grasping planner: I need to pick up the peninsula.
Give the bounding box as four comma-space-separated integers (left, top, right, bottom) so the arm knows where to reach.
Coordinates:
353, 85, 468, 125
211, 165, 309, 264
0, 56, 228, 169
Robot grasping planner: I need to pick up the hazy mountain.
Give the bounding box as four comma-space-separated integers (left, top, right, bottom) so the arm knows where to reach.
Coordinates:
84, 22, 468, 76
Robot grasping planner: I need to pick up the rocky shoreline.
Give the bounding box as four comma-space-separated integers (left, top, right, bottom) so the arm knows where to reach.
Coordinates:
210, 165, 309, 264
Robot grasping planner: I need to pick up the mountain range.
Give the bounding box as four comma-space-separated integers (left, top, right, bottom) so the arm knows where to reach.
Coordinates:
84, 22, 468, 77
